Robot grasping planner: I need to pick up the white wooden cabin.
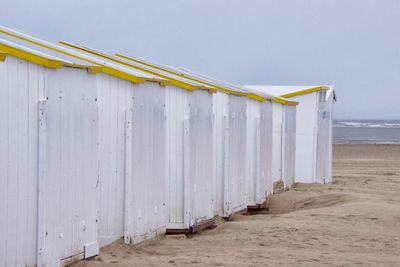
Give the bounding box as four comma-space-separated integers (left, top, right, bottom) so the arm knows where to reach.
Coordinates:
0, 34, 101, 267
246, 85, 334, 184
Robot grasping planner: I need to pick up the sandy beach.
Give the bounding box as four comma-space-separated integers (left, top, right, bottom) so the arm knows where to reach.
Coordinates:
72, 144, 400, 267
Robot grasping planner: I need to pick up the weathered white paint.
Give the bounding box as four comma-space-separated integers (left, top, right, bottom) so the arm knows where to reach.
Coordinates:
0, 55, 100, 267
288, 93, 319, 183
166, 88, 214, 230
44, 67, 99, 266
0, 56, 44, 267
183, 117, 191, 228
0, 27, 315, 267
270, 102, 297, 190
212, 92, 229, 216
271, 103, 283, 185
124, 108, 133, 244
325, 90, 334, 183
282, 105, 296, 188
315, 90, 334, 184
223, 95, 247, 217
165, 86, 189, 229
245, 99, 260, 206
252, 101, 273, 204
98, 79, 215, 243
37, 100, 47, 267
245, 99, 274, 206
96, 74, 134, 247
213, 93, 273, 217
96, 74, 169, 246
188, 90, 214, 226
246, 85, 334, 185
128, 82, 167, 244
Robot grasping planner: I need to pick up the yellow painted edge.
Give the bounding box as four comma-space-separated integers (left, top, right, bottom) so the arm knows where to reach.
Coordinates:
60, 41, 207, 92
272, 96, 299, 106
87, 65, 103, 74
272, 97, 286, 105
0, 51, 6, 62
285, 100, 299, 106
247, 93, 269, 102
0, 28, 149, 83
280, 86, 328, 98
0, 43, 65, 68
103, 67, 145, 84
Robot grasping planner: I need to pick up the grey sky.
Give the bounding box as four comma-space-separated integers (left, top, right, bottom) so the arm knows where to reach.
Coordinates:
1, 0, 399, 120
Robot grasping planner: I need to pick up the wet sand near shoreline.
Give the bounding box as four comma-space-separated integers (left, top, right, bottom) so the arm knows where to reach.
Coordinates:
72, 144, 400, 267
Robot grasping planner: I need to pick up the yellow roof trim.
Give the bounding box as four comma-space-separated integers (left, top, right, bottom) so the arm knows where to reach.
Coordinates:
247, 93, 268, 102
0, 27, 151, 84
60, 41, 213, 92
0, 51, 7, 62
284, 100, 299, 106
115, 53, 260, 98
271, 96, 299, 106
280, 86, 328, 98
0, 42, 65, 68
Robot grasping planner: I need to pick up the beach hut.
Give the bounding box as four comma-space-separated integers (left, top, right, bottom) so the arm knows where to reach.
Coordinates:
246, 85, 334, 184
155, 67, 298, 215
58, 44, 219, 235
246, 86, 298, 191
0, 33, 102, 266
0, 25, 302, 267
147, 67, 253, 217
0, 26, 176, 265
110, 63, 251, 217
107, 54, 254, 223
5, 29, 218, 245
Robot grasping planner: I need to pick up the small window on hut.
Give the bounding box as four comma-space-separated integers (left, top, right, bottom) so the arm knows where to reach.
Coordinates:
319, 91, 326, 102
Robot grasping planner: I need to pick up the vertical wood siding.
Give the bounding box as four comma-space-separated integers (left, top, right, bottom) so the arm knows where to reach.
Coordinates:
165, 86, 189, 229
0, 52, 312, 267
224, 95, 247, 216
43, 67, 98, 265
258, 101, 273, 201
97, 74, 133, 247
0, 56, 44, 267
272, 103, 283, 185
188, 91, 214, 225
282, 105, 296, 188
316, 92, 330, 184
129, 82, 167, 244
212, 92, 229, 216
245, 99, 260, 206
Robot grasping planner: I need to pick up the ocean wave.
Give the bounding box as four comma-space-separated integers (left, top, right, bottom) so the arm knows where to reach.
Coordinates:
334, 139, 400, 144
334, 121, 400, 129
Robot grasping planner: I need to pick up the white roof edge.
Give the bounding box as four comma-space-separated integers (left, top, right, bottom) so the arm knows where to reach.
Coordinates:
245, 85, 334, 96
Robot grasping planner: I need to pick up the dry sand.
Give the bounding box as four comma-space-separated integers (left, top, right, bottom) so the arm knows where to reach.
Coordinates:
72, 145, 400, 267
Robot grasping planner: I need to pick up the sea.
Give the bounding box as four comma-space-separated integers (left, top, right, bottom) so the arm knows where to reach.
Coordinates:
334, 120, 400, 144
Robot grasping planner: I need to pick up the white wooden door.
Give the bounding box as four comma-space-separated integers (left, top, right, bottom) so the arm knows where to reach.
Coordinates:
188, 91, 213, 226
37, 69, 99, 266
316, 101, 329, 183
224, 96, 247, 216
258, 102, 273, 202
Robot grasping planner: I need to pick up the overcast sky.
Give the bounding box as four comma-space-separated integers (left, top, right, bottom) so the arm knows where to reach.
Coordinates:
1, 0, 399, 120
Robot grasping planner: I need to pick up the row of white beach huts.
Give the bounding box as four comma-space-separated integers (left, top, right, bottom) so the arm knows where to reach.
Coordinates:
0, 26, 334, 267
